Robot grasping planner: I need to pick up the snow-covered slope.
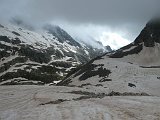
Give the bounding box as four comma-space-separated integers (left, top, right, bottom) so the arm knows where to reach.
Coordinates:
59, 19, 160, 96
1, 20, 160, 120
0, 23, 111, 85
0, 85, 160, 120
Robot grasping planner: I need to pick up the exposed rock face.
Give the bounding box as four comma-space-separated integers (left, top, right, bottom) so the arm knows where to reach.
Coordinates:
135, 18, 160, 47
105, 45, 112, 52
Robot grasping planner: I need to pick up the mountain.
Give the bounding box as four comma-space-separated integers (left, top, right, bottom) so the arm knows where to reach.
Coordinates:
58, 19, 160, 96
109, 19, 160, 66
105, 45, 112, 52
0, 23, 112, 85
44, 25, 81, 47
109, 18, 160, 66
1, 20, 160, 120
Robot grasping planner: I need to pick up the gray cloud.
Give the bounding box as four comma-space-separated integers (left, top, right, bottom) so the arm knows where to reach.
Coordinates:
1, 0, 159, 24
0, 0, 160, 49
17, 0, 160, 23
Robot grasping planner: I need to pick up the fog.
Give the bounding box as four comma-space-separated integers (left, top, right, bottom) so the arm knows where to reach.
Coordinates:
0, 0, 160, 49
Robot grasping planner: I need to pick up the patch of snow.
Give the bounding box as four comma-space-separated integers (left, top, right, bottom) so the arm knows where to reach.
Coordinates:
84, 50, 89, 55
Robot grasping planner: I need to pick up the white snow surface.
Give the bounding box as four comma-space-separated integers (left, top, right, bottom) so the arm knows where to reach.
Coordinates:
120, 43, 160, 66
0, 86, 160, 120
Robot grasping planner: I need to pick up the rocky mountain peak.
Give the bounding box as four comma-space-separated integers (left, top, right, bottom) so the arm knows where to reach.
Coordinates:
105, 45, 112, 51
134, 18, 160, 47
43, 24, 82, 47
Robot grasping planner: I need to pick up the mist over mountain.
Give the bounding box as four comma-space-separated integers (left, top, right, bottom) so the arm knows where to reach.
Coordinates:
0, 22, 112, 85
59, 19, 160, 97
1, 1, 160, 120
1, 0, 160, 49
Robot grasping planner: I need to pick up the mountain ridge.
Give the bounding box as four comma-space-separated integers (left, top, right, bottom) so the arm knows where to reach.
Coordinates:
0, 23, 112, 85
58, 20, 160, 97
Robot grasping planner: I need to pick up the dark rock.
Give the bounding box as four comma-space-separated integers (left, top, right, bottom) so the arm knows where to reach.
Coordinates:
105, 45, 112, 51
0, 24, 4, 28
110, 44, 143, 58
95, 84, 103, 87
78, 83, 92, 87
128, 83, 136, 88
79, 66, 111, 81
12, 31, 21, 36
99, 78, 112, 82
0, 36, 11, 43
108, 91, 149, 96
40, 99, 68, 105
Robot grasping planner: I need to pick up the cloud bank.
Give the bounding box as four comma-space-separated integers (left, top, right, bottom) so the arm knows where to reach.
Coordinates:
0, 0, 160, 49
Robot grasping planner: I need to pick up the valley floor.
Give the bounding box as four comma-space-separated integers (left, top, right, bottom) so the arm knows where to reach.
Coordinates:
0, 85, 160, 120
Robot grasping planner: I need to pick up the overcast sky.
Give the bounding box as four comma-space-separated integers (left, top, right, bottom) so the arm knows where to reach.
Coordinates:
0, 0, 160, 49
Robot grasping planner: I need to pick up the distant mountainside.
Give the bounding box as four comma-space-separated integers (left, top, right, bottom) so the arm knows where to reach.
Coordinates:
0, 23, 111, 85
109, 18, 160, 66
58, 19, 160, 96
